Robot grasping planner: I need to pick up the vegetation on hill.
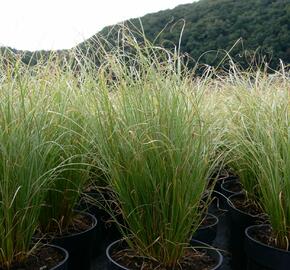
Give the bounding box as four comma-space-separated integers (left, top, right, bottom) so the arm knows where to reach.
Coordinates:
1, 0, 290, 70
84, 0, 290, 70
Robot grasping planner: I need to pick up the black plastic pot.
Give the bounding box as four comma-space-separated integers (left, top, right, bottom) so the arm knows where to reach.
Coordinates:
78, 192, 121, 242
77, 192, 100, 216
221, 179, 243, 199
227, 193, 259, 232
106, 239, 223, 270
245, 224, 290, 270
227, 193, 260, 270
191, 213, 219, 245
214, 175, 238, 191
51, 211, 98, 270
214, 176, 239, 209
76, 192, 104, 257
46, 244, 69, 270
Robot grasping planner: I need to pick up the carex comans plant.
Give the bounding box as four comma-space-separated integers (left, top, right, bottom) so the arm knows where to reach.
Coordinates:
196, 71, 237, 188
221, 69, 269, 199
0, 59, 64, 269
225, 69, 290, 249
91, 30, 223, 268
36, 57, 93, 234
255, 86, 290, 250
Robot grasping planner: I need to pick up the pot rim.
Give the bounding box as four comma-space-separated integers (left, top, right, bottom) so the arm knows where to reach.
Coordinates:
45, 244, 69, 270
245, 224, 290, 254
221, 179, 242, 194
106, 238, 223, 270
198, 213, 219, 230
36, 211, 98, 241
54, 211, 98, 240
227, 192, 260, 218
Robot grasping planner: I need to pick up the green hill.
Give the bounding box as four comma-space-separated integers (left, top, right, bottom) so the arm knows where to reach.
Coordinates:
2, 0, 290, 70
83, 0, 290, 69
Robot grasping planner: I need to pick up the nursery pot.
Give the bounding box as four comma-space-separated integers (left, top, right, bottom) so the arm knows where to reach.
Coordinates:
0, 244, 68, 270
77, 192, 121, 242
214, 175, 239, 209
202, 190, 221, 215
76, 192, 103, 257
227, 193, 260, 270
220, 179, 243, 200
191, 213, 219, 245
106, 239, 223, 270
21, 244, 69, 270
51, 211, 98, 270
46, 244, 69, 270
245, 224, 290, 270
227, 193, 260, 232
77, 191, 101, 217
214, 175, 238, 193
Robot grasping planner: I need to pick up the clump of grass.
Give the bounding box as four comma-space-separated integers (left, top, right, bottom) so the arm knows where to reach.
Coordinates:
38, 113, 92, 233
224, 68, 290, 249
34, 59, 94, 234
0, 52, 95, 243
90, 31, 223, 268
0, 60, 64, 269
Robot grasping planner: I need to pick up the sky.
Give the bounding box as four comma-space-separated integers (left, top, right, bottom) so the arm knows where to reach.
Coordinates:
0, 0, 193, 51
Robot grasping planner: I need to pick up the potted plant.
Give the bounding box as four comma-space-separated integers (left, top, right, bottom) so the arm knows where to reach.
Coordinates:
220, 82, 269, 269
242, 82, 290, 270
35, 74, 99, 270
92, 39, 224, 269
223, 73, 289, 269
0, 65, 69, 270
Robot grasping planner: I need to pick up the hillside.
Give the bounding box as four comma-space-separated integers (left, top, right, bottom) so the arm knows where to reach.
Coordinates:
2, 0, 290, 70
83, 0, 290, 69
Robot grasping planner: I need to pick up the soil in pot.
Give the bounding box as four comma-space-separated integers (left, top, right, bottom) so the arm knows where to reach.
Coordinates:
0, 244, 68, 270
191, 213, 219, 245
106, 239, 223, 270
36, 211, 98, 270
227, 193, 265, 270
245, 225, 290, 270
229, 194, 262, 217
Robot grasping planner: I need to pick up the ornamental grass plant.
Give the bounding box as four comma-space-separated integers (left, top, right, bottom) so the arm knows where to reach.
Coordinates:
33, 59, 95, 234
223, 69, 290, 249
0, 60, 67, 269
89, 32, 224, 268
